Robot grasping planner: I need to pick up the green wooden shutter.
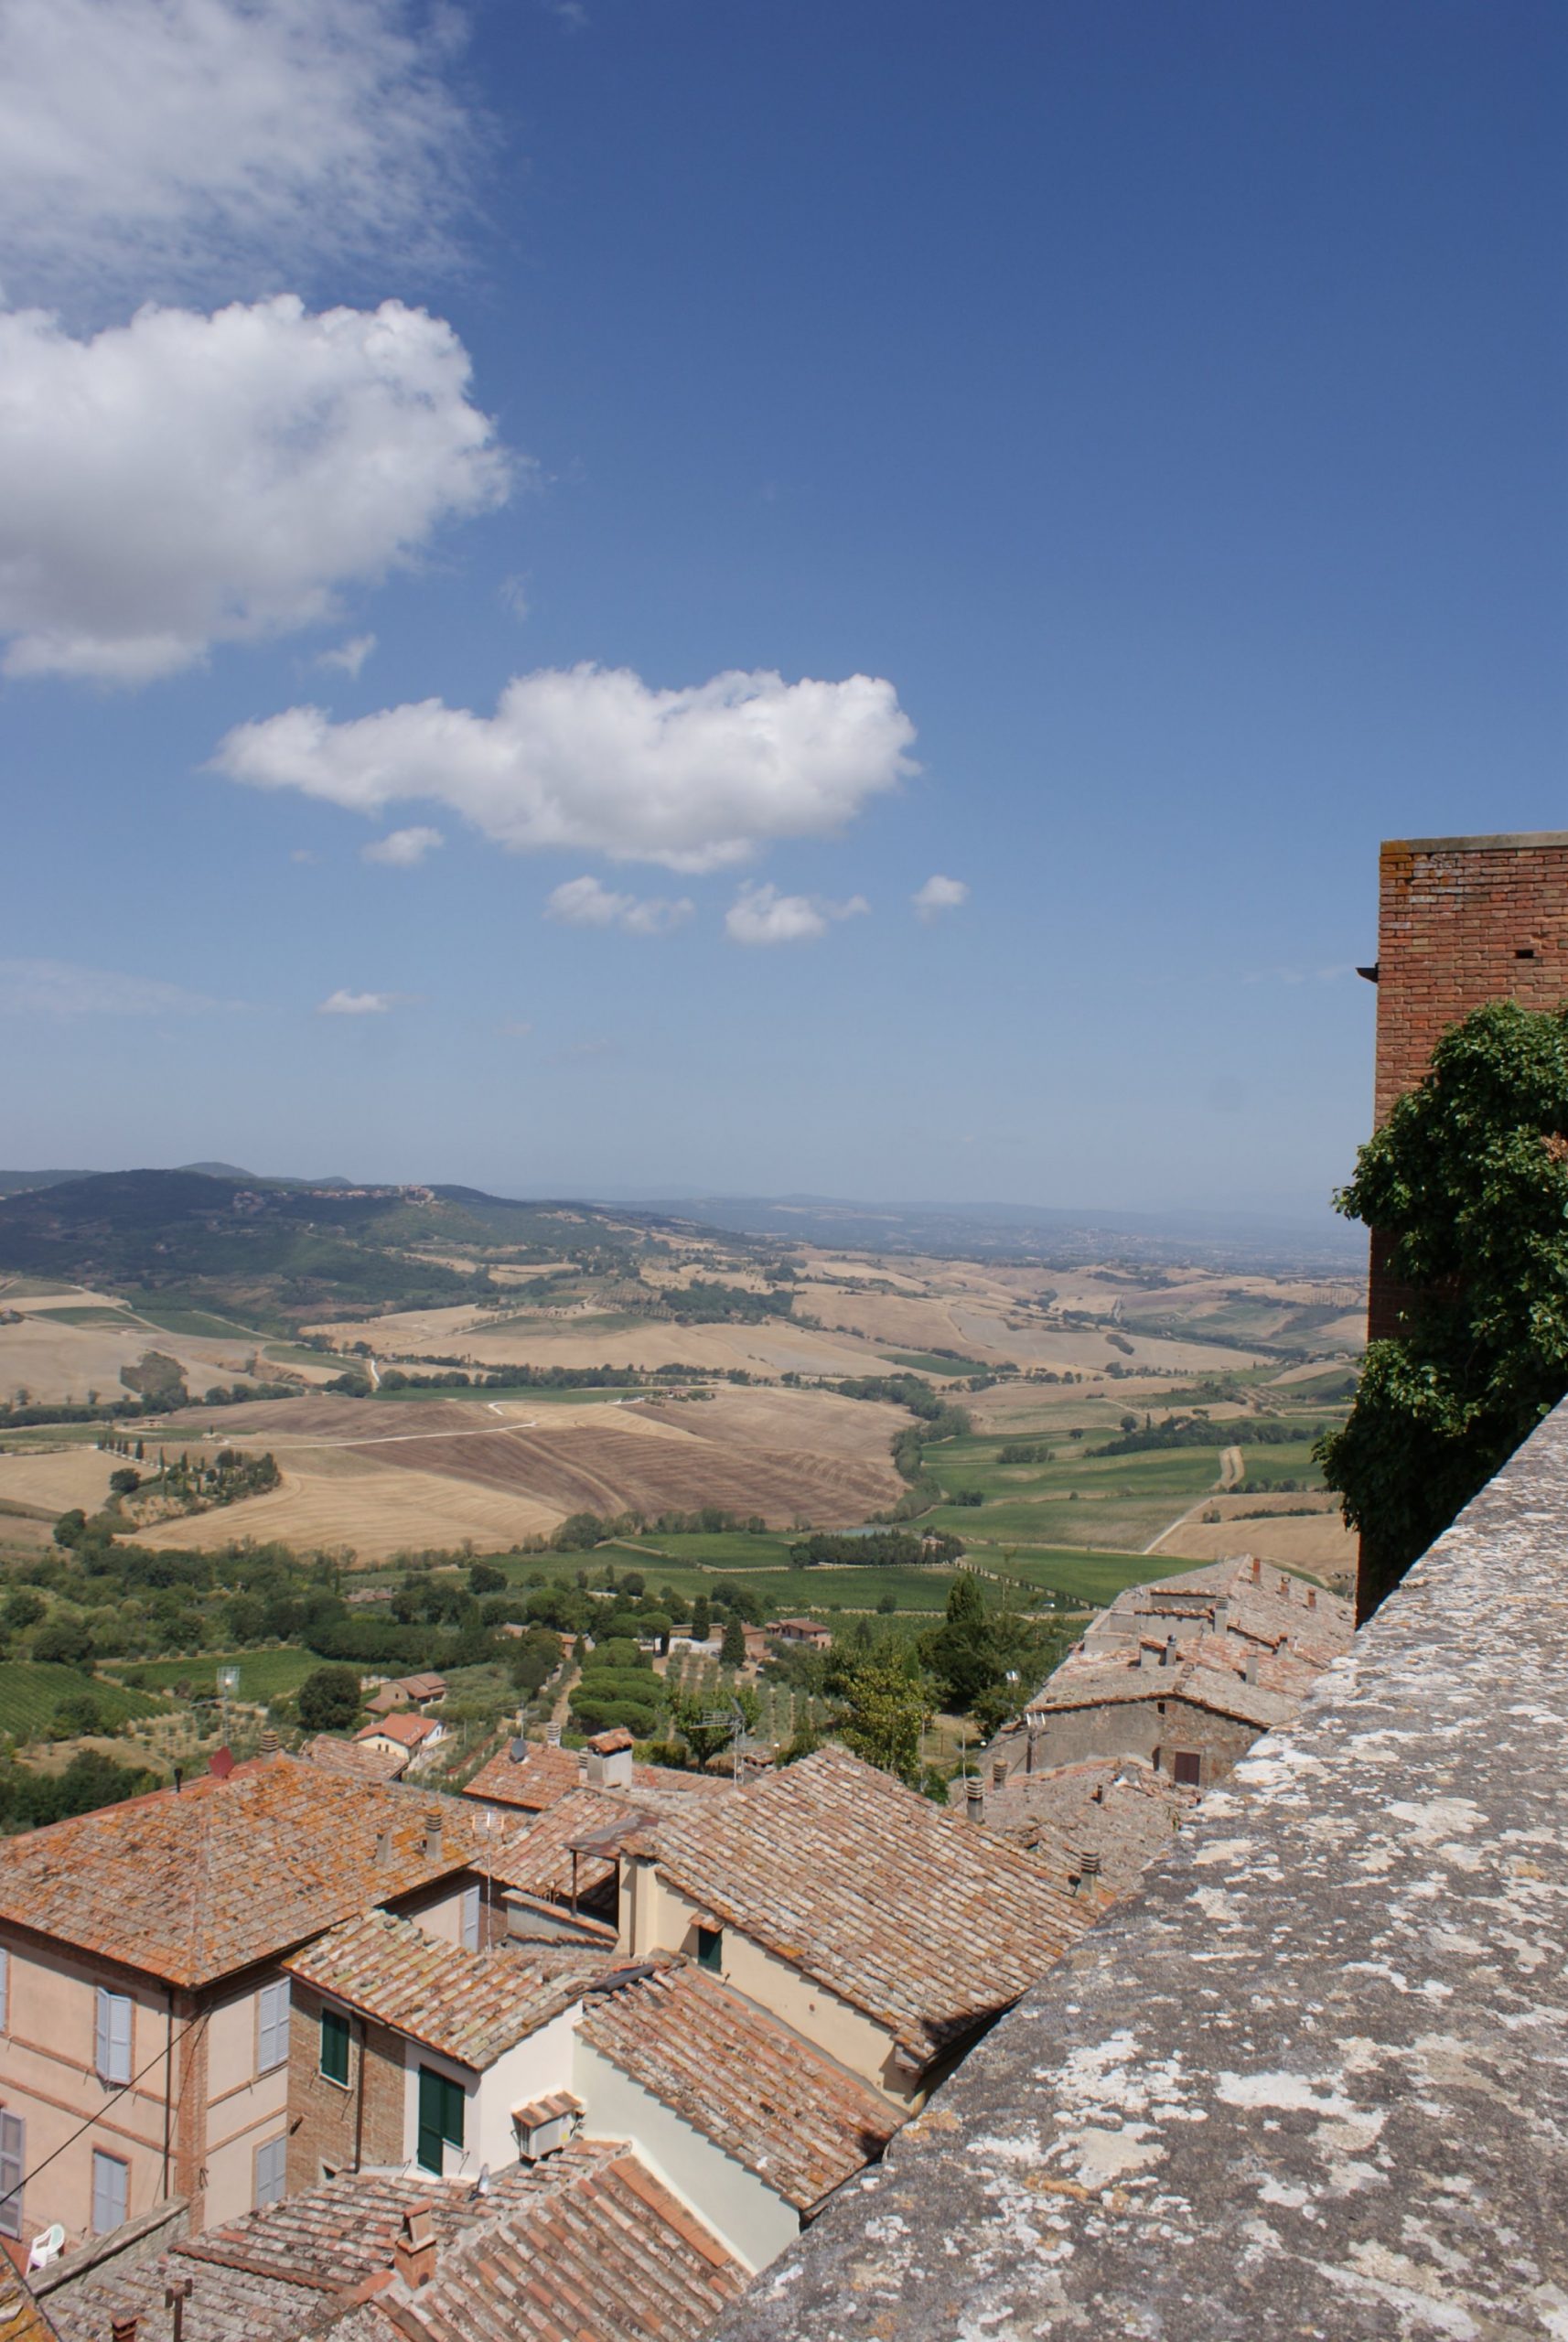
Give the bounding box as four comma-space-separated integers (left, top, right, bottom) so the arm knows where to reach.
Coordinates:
320, 2008, 349, 2087
417, 2067, 464, 2174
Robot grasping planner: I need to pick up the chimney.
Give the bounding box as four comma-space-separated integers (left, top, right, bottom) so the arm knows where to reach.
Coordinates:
375, 1829, 392, 1866
965, 1780, 984, 1826
1250, 1557, 1261, 1583
1244, 1653, 1258, 1683
992, 1757, 1007, 1789
1079, 1850, 1101, 1882
1212, 1599, 1230, 1634
393, 2205, 438, 2289
424, 1809, 443, 1861
545, 1722, 563, 1747
259, 1727, 279, 1757
1306, 1587, 1317, 1610
111, 2320, 139, 2342
1163, 1636, 1177, 1669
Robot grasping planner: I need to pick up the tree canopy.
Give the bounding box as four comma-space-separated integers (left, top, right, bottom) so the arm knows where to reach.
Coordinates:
1318, 999, 1568, 1609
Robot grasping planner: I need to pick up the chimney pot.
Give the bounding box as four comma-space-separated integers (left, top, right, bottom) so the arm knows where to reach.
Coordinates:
1164, 1635, 1177, 1668
424, 1809, 443, 1860
1306, 1587, 1317, 1609
1250, 1557, 1261, 1583
545, 1723, 563, 1747
1244, 1653, 1258, 1683
1079, 1850, 1101, 1879
112, 2320, 139, 2342
259, 1727, 279, 1756
376, 1829, 392, 1864
965, 1781, 984, 1825
992, 1758, 1007, 1789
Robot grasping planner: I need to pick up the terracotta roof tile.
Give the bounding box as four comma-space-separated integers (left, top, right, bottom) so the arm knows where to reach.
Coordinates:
50, 2143, 745, 2342
283, 1909, 609, 2068
464, 1741, 729, 1816
487, 1788, 649, 1902
972, 1757, 1196, 1896
578, 1959, 900, 2209
650, 1747, 1094, 2068
0, 1756, 480, 1987
0, 2259, 59, 2342
303, 1735, 409, 1783
357, 1714, 440, 1750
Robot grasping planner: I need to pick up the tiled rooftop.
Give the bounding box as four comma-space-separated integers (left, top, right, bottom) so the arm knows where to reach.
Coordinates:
650, 1746, 1094, 2068
1026, 1649, 1298, 1730
0, 2257, 59, 2342
302, 1734, 410, 1783
578, 1957, 901, 2211
283, 1908, 610, 2068
968, 1756, 1196, 1896
489, 1786, 651, 1902
465, 1739, 730, 1815
356, 1712, 440, 1749
0, 1755, 480, 1987
50, 2143, 745, 2342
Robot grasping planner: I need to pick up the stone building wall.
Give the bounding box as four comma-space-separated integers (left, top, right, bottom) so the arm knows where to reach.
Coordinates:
1026, 1692, 1261, 1789
284, 1982, 405, 2192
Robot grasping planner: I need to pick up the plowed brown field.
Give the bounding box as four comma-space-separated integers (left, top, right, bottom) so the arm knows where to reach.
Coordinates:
134, 1385, 906, 1557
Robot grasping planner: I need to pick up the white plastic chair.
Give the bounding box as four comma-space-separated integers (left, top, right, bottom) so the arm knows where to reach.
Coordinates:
26, 2223, 65, 2272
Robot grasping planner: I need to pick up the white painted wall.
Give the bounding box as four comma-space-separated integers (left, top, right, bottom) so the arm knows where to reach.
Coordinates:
573, 2039, 797, 2272
394, 2006, 580, 2179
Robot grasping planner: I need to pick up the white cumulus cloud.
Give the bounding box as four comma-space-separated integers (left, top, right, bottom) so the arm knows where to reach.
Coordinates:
212, 664, 916, 872
545, 876, 693, 936
362, 824, 443, 866
317, 633, 377, 677
317, 987, 401, 1015
725, 884, 869, 947
0, 0, 473, 310
913, 873, 970, 919
0, 295, 510, 682
0, 957, 220, 1015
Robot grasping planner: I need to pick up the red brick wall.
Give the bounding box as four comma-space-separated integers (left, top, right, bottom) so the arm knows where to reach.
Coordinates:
1369, 833, 1568, 1339
285, 1983, 405, 2193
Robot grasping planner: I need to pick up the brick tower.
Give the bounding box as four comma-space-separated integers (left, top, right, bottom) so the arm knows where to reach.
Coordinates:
1358, 831, 1568, 1612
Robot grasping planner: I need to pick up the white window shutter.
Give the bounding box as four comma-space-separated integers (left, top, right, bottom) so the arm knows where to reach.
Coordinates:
462, 1885, 480, 1952
91, 2150, 127, 2234
0, 1947, 9, 2032
258, 1979, 290, 2074
0, 2111, 23, 2238
254, 2133, 287, 2208
97, 1989, 132, 2084
94, 1989, 112, 2080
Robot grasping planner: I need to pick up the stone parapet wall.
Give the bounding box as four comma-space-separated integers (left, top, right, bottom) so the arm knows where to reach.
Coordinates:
715, 1400, 1568, 2341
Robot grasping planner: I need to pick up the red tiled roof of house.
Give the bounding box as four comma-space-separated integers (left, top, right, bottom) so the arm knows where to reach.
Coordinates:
650, 1746, 1094, 2068
488, 1787, 650, 1902
0, 1756, 479, 1988
283, 1909, 609, 2069
972, 1756, 1196, 1896
578, 1957, 901, 2210
0, 2259, 59, 2342
48, 2142, 745, 2342
303, 1734, 409, 1782
397, 1673, 448, 1702
356, 1712, 440, 1750
464, 1739, 730, 1815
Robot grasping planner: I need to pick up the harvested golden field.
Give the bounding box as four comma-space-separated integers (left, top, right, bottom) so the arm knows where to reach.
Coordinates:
0, 1444, 130, 1519
306, 1300, 892, 1380
134, 1384, 907, 1558
1150, 1493, 1357, 1582
0, 1286, 266, 1405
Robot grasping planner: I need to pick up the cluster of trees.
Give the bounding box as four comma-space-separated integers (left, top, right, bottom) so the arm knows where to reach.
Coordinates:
997, 1441, 1054, 1465
139, 1448, 283, 1514
1092, 1415, 1325, 1456
1318, 1000, 1568, 1609
786, 1530, 964, 1567
655, 1281, 794, 1326
0, 1750, 158, 1832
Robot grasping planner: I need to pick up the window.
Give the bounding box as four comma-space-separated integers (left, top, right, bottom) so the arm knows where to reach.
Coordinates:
416, 2067, 464, 2175
256, 1979, 290, 2075
1173, 1751, 1202, 1788
319, 2007, 350, 2088
696, 1926, 723, 1972
460, 1884, 481, 1953
95, 1989, 133, 2086
91, 2150, 127, 2236
0, 2111, 22, 2240
254, 2133, 287, 2209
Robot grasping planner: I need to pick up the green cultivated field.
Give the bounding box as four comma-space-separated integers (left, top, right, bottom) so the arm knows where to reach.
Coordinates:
0, 1662, 168, 1735
886, 1350, 989, 1377
25, 1305, 135, 1327
132, 1300, 262, 1338
109, 1647, 322, 1701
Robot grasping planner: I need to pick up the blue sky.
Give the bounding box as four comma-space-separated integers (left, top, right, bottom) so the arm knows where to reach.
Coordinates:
1, 0, 1563, 1221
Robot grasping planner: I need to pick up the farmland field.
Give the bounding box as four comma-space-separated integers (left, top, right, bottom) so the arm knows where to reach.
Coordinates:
107, 1647, 321, 1701
0, 1662, 168, 1735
